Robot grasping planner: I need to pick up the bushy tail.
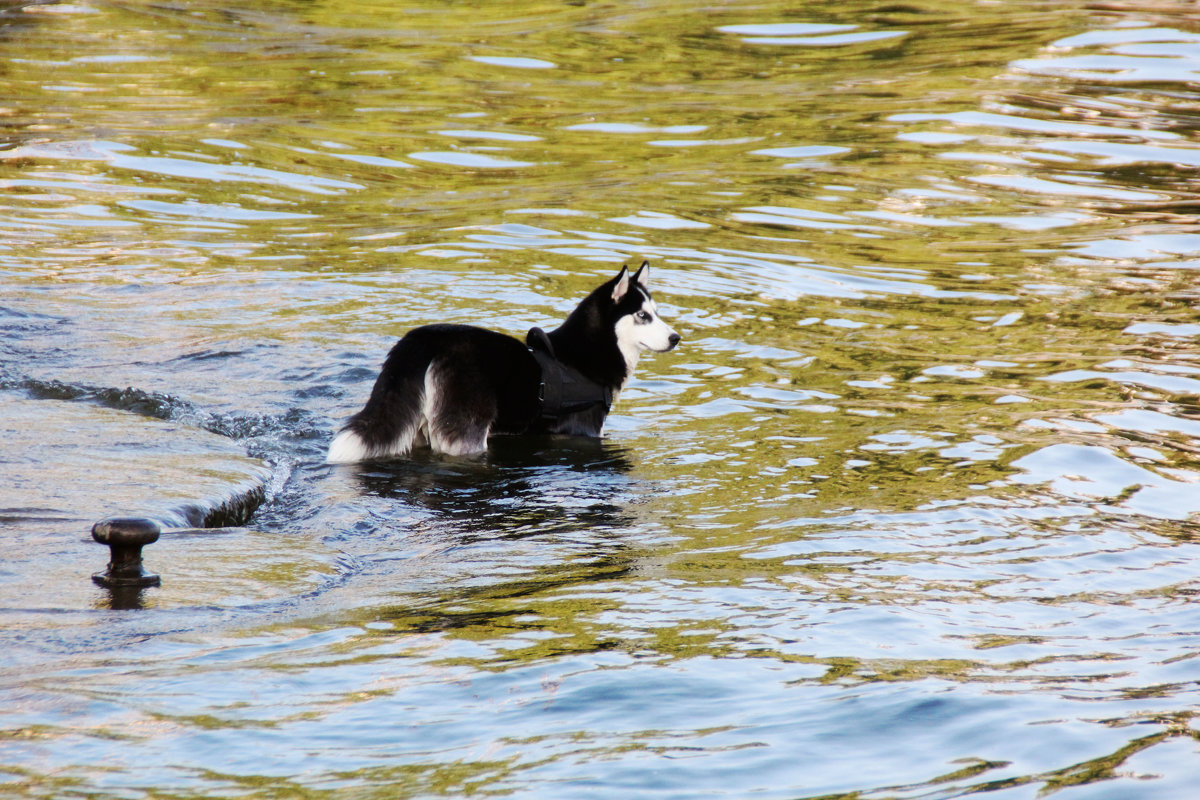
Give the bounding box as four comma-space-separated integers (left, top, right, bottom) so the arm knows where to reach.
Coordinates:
326, 339, 433, 463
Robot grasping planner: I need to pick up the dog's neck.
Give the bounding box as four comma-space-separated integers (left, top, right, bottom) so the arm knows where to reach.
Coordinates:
616, 338, 641, 381
537, 323, 630, 391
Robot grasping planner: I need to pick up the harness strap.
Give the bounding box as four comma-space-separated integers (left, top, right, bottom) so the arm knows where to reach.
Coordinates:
526, 327, 613, 420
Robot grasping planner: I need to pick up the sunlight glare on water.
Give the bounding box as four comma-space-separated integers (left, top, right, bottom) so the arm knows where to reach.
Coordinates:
3, 1, 1200, 797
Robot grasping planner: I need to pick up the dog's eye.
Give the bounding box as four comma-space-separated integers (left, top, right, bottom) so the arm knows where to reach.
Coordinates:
636, 310, 652, 322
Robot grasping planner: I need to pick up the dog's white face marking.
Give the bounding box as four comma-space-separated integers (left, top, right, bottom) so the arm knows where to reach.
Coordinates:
615, 286, 679, 376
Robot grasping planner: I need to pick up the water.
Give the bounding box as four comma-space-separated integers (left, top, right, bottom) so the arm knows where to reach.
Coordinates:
3, 0, 1200, 796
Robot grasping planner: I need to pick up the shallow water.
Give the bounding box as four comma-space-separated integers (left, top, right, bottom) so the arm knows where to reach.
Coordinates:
4, 0, 1200, 796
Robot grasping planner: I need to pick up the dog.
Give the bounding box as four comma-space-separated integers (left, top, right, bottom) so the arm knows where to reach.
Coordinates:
327, 261, 680, 462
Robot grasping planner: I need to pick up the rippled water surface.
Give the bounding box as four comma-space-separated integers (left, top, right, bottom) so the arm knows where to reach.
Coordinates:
4, 1, 1200, 796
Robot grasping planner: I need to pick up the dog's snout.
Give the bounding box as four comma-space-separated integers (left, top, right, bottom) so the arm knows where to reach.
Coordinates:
668, 332, 681, 349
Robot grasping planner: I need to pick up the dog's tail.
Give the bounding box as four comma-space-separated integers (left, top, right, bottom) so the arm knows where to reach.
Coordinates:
326, 337, 433, 463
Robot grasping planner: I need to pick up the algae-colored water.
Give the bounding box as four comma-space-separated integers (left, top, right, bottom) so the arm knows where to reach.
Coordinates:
4, 1, 1200, 796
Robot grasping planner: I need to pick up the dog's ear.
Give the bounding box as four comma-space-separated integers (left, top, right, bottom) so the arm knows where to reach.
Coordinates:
611, 266, 631, 302
634, 260, 650, 289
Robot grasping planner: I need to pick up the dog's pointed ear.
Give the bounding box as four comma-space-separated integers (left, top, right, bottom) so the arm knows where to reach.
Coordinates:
611, 265, 631, 302
634, 260, 650, 289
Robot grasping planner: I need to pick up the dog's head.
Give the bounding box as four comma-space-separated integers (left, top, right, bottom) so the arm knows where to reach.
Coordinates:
610, 261, 681, 358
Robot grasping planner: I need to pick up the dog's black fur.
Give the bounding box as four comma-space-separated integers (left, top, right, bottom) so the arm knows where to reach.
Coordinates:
327, 262, 678, 462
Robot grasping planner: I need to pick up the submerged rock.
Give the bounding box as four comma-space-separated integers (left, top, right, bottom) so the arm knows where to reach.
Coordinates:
0, 391, 272, 604
1, 390, 270, 529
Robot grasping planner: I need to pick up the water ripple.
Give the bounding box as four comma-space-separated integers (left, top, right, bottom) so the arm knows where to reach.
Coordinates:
1, 140, 361, 194
6, 2, 1200, 797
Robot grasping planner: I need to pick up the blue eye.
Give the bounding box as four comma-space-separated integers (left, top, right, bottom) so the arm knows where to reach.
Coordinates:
637, 310, 652, 322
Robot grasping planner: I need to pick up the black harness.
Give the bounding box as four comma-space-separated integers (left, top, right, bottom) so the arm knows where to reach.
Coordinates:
526, 327, 613, 422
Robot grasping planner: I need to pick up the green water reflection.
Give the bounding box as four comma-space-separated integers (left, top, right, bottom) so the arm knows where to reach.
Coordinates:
4, 0, 1200, 797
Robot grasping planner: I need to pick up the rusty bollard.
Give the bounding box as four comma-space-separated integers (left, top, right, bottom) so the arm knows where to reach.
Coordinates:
92, 517, 162, 588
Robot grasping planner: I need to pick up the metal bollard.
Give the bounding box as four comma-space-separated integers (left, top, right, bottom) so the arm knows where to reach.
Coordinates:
91, 517, 162, 588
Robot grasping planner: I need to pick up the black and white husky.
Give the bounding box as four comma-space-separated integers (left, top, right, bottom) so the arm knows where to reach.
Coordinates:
327, 261, 680, 463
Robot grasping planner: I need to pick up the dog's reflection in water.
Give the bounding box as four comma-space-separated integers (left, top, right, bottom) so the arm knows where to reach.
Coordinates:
349, 436, 638, 539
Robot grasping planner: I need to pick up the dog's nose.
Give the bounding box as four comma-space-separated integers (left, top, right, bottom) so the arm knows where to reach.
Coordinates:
668, 332, 681, 349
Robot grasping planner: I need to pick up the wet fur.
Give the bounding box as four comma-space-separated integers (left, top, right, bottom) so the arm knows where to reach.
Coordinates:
328, 263, 678, 462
